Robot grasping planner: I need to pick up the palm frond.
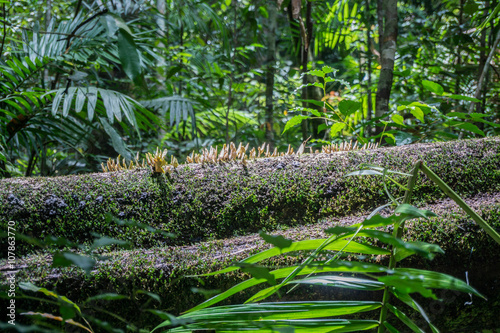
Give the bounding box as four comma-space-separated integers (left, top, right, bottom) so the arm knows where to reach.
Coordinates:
142, 95, 197, 133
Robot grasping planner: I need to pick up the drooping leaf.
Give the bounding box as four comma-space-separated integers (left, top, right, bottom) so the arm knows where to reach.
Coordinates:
52, 252, 96, 274
454, 122, 485, 136
447, 94, 481, 103
410, 107, 424, 122
259, 231, 293, 249
422, 80, 444, 96
330, 122, 346, 136
100, 117, 132, 160
117, 28, 142, 85
290, 275, 384, 291
391, 114, 405, 126
338, 100, 361, 116
85, 293, 128, 302
386, 304, 426, 333
282, 115, 309, 134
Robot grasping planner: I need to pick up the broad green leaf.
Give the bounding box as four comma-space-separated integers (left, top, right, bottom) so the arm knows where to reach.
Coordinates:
117, 28, 142, 84
161, 318, 379, 333
62, 88, 76, 117
90, 236, 130, 250
186, 263, 389, 313
386, 304, 426, 333
324, 228, 440, 260
345, 169, 383, 177
7, 60, 26, 78
447, 112, 469, 119
200, 239, 389, 277
259, 231, 292, 249
322, 65, 335, 74
391, 114, 405, 126
470, 113, 489, 118
51, 90, 64, 116
282, 115, 309, 134
295, 99, 325, 108
308, 69, 325, 77
395, 204, 436, 219
19, 312, 91, 332
390, 290, 440, 333
52, 252, 96, 275
395, 131, 416, 146
238, 263, 276, 286
87, 88, 97, 122
447, 94, 481, 103
390, 268, 485, 299
349, 164, 412, 175
85, 293, 128, 302
100, 118, 132, 160
290, 275, 384, 291
330, 122, 346, 136
394, 241, 444, 262
74, 88, 86, 114
109, 14, 133, 35
13, 57, 31, 75
472, 117, 500, 128
422, 80, 444, 96
383, 321, 400, 333
317, 123, 328, 133
410, 107, 424, 122
454, 122, 485, 136
182, 301, 380, 321
338, 100, 360, 116
19, 282, 82, 314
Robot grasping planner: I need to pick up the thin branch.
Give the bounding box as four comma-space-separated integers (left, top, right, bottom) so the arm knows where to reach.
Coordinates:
468, 27, 500, 114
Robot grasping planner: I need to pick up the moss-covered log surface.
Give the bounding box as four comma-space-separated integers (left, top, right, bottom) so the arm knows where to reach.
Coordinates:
1, 137, 500, 331
2, 137, 500, 256
1, 192, 500, 331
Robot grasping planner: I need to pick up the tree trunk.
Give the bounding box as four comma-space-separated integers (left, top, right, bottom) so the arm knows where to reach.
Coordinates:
264, 1, 277, 148
375, 0, 397, 134
467, 24, 500, 114
365, 0, 373, 136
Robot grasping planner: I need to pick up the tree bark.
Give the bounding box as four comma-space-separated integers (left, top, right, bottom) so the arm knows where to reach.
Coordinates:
264, 1, 277, 148
375, 0, 397, 134
467, 26, 500, 114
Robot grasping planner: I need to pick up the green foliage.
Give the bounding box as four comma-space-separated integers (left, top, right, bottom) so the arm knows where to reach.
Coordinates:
154, 205, 480, 332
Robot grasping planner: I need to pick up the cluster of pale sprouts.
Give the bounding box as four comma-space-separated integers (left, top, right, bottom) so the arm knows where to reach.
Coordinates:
101, 140, 379, 174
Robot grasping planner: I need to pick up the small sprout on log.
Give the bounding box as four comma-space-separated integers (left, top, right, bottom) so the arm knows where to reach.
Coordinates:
101, 140, 379, 173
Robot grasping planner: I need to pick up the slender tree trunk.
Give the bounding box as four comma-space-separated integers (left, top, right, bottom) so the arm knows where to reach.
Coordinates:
375, 0, 397, 134
156, 0, 166, 78
299, 2, 311, 142
455, 0, 464, 96
365, 0, 373, 136
475, 0, 488, 116
468, 27, 500, 114
264, 2, 277, 147
226, 4, 238, 144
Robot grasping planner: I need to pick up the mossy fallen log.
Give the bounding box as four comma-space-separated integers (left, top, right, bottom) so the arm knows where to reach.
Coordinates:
1, 137, 500, 255
2, 193, 500, 331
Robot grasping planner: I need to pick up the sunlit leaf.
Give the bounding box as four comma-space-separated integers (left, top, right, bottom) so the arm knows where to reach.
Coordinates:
422, 80, 444, 96
282, 115, 309, 134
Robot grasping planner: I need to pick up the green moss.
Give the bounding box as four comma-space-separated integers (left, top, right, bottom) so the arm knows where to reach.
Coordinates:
1, 138, 500, 257
3, 197, 500, 331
